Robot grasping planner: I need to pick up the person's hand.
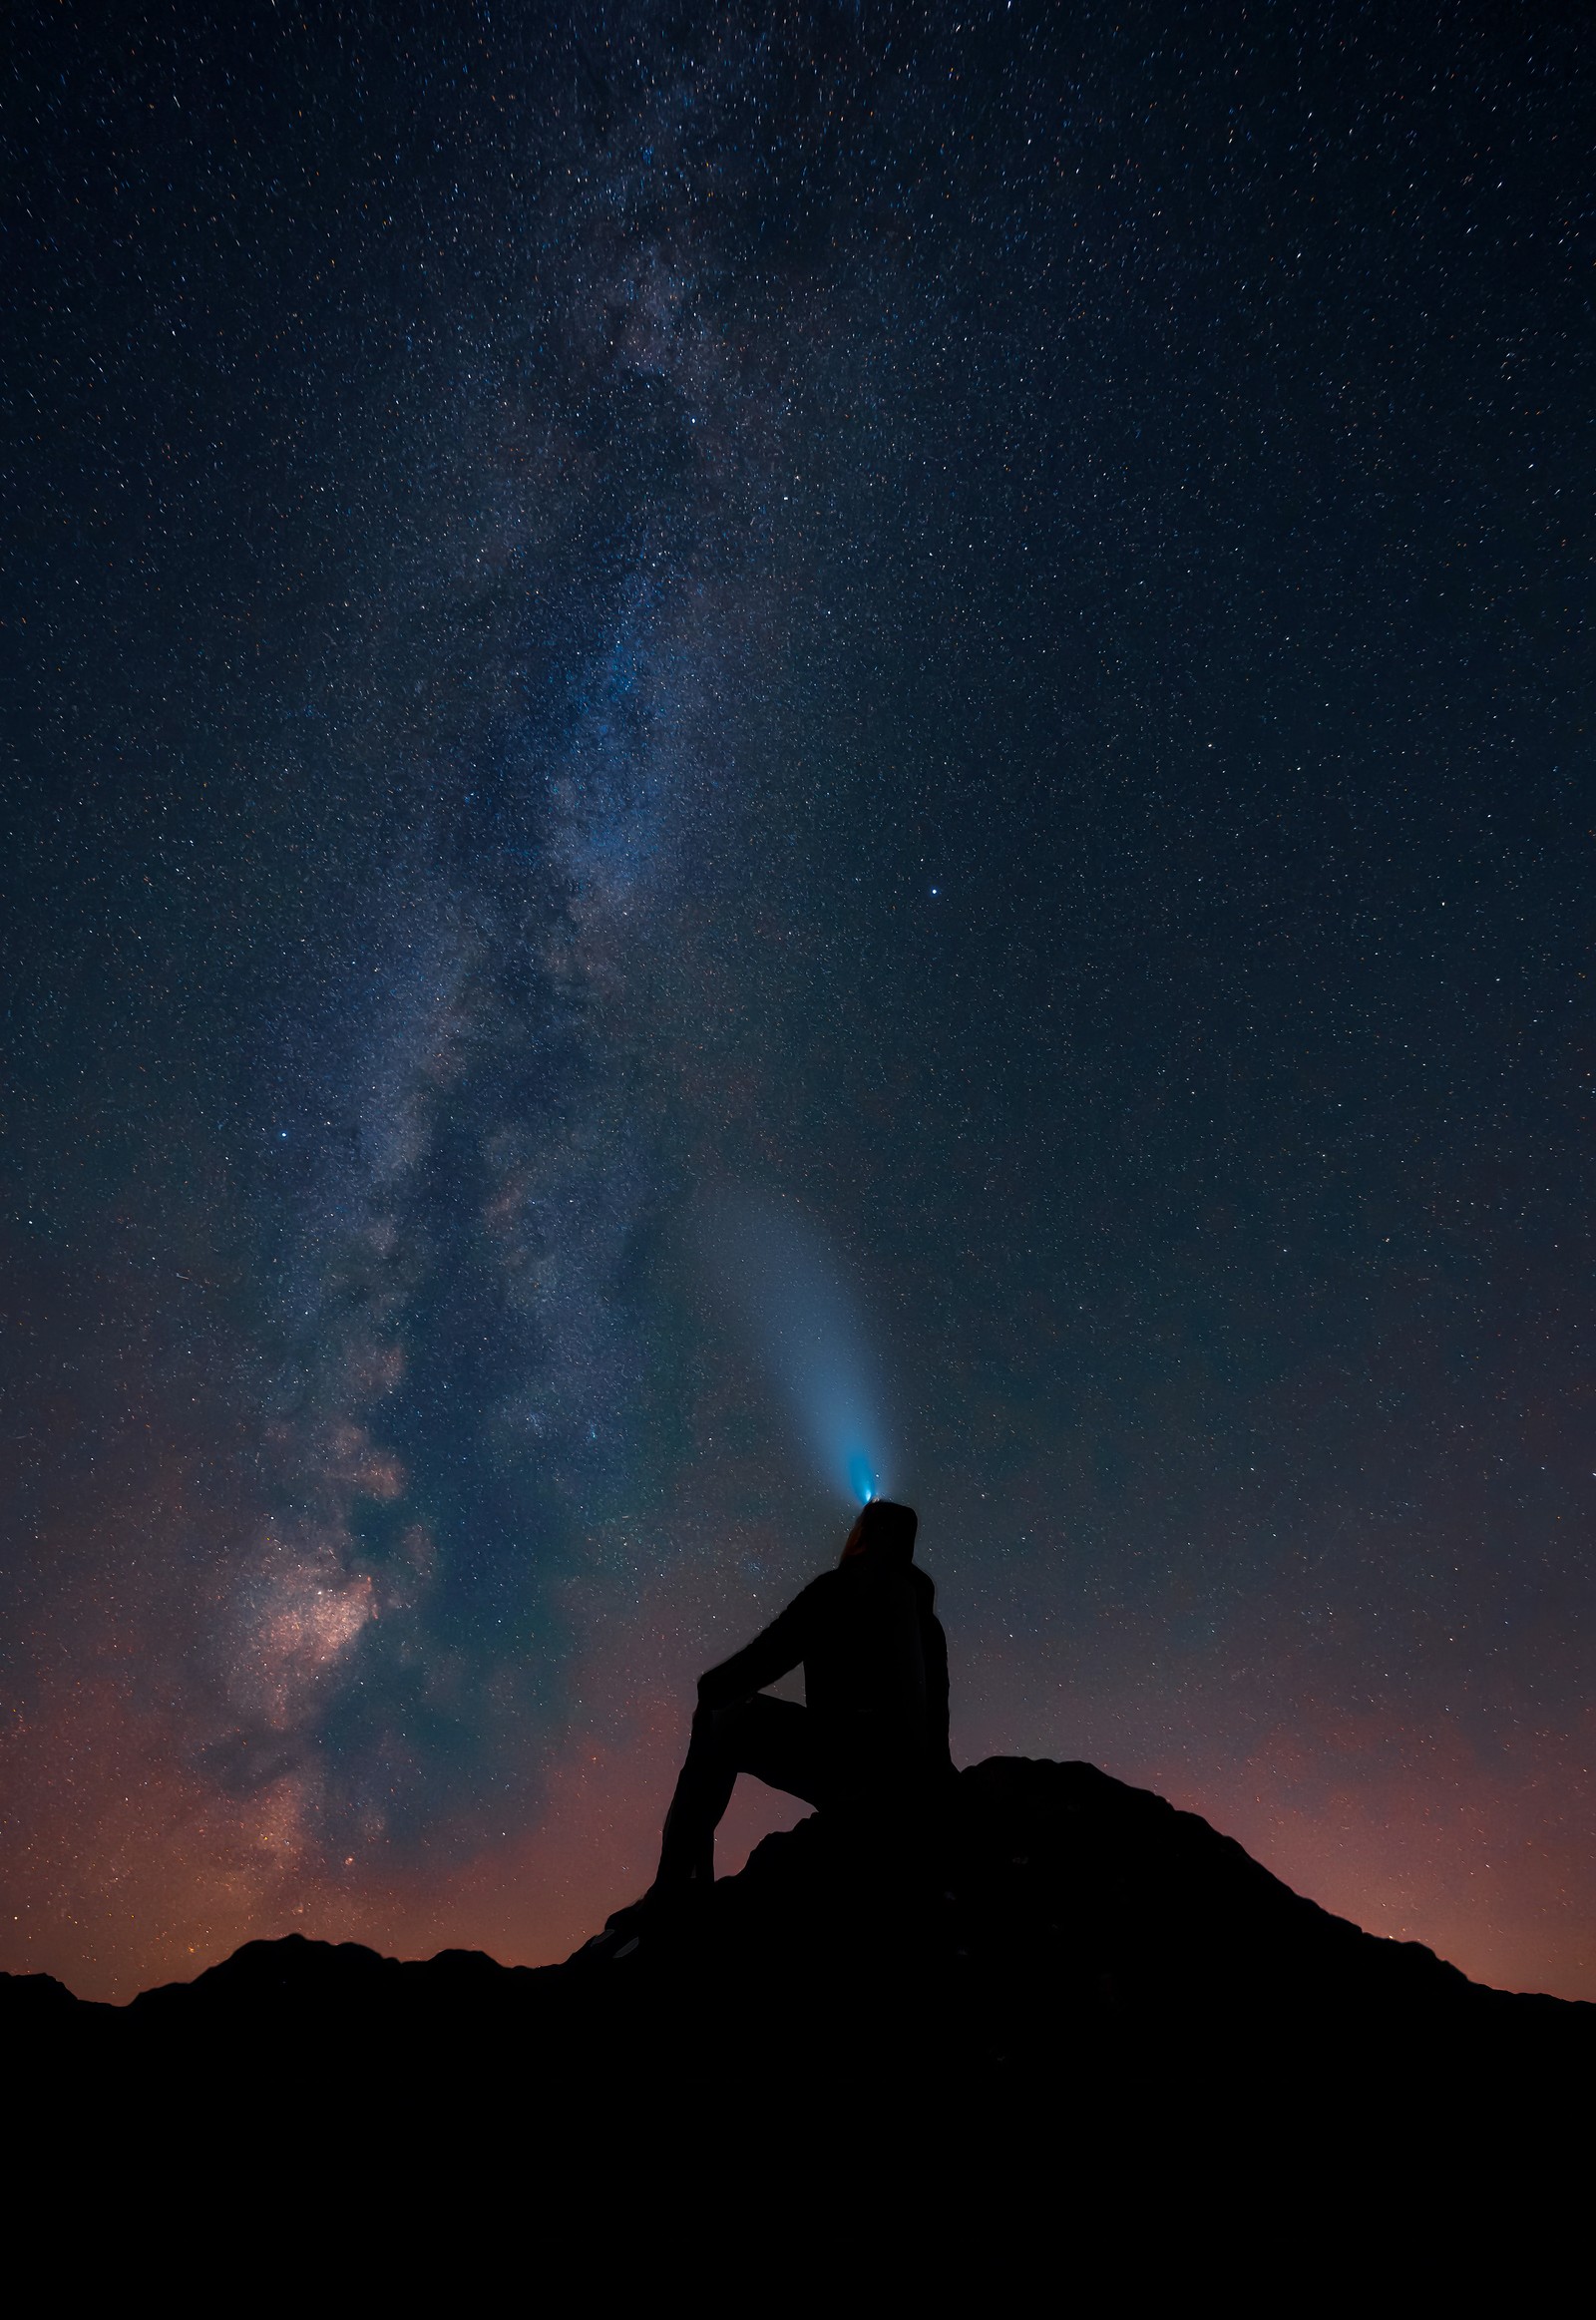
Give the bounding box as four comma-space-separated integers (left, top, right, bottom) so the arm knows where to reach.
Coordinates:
693, 1685, 745, 1722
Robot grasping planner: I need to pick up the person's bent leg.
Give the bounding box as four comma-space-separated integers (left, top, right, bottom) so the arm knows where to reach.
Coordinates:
733, 1695, 830, 1810
655, 1697, 827, 1889
655, 1703, 742, 1887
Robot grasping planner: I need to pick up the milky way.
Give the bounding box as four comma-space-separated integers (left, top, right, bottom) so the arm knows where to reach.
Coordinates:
5, 4, 1591, 2000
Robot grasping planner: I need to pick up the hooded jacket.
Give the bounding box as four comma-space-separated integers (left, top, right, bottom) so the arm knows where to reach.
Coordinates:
696, 1535, 952, 1771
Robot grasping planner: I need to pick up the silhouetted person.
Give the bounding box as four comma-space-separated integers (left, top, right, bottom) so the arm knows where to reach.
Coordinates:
652, 1498, 951, 1892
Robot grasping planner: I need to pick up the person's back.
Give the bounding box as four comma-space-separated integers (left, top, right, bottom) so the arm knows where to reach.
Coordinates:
650, 1498, 951, 1892
780, 1527, 948, 1772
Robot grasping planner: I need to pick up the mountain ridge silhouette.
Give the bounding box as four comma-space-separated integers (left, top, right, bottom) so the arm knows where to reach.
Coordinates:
10, 1756, 1587, 2275
9, 1756, 1585, 2055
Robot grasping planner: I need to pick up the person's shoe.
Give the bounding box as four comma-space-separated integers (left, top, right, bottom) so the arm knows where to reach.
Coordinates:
571, 1879, 701, 1964
571, 1906, 645, 1964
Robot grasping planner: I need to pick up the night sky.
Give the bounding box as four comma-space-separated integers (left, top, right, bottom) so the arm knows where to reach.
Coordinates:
5, 3, 1591, 2004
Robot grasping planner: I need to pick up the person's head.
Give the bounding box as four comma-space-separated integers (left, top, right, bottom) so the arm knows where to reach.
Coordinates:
840, 1498, 919, 1566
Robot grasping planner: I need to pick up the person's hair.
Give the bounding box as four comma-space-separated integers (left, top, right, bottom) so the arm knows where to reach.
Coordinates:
854, 1499, 918, 1559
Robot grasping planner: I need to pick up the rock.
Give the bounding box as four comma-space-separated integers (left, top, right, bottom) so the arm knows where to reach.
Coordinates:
6, 1758, 1587, 2218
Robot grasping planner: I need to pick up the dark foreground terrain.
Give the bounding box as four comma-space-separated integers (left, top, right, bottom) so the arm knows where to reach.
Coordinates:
8, 1759, 1589, 2269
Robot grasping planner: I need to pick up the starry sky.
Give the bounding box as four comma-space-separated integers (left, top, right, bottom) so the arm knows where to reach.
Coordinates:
4, 2, 1591, 2004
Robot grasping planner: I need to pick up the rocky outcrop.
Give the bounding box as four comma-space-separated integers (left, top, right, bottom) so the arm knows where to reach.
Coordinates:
7, 1759, 1586, 2178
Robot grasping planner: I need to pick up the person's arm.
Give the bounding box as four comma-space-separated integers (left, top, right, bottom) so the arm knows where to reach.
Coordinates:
695, 1579, 826, 1710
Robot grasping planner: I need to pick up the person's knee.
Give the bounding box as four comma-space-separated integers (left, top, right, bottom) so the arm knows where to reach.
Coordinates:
690, 1699, 748, 1745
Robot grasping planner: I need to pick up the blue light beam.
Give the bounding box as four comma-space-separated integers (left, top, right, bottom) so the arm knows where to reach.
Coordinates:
696, 1189, 893, 1506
